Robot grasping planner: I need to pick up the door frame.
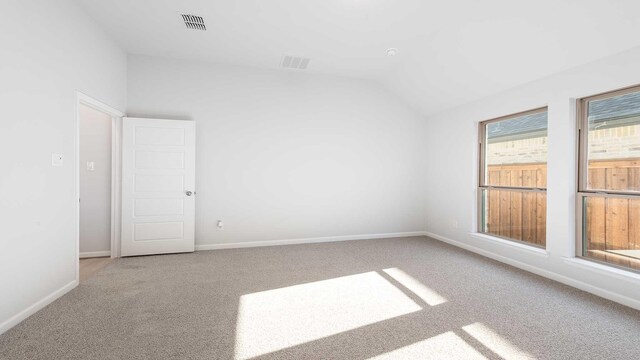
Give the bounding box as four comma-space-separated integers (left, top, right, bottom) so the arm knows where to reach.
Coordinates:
75, 92, 125, 279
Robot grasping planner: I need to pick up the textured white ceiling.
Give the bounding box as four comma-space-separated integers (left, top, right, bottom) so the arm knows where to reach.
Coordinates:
76, 0, 640, 116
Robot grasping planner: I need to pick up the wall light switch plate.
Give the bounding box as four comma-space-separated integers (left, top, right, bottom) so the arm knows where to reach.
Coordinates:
86, 161, 95, 171
51, 153, 64, 167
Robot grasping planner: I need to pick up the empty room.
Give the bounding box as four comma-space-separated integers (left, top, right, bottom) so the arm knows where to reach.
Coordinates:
2, 0, 640, 359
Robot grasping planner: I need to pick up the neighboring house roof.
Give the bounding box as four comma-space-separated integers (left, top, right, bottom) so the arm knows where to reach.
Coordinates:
487, 111, 547, 140
488, 91, 640, 141
589, 91, 640, 122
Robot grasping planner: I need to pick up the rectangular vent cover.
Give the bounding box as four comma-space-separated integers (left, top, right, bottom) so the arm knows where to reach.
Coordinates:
281, 55, 310, 70
181, 14, 206, 31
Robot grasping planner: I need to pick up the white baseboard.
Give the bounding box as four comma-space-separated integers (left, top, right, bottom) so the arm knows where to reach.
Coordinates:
195, 231, 427, 251
79, 251, 111, 259
424, 231, 640, 311
0, 280, 78, 335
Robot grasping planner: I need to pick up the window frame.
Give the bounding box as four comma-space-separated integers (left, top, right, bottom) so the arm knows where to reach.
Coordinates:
576, 84, 640, 270
477, 107, 549, 247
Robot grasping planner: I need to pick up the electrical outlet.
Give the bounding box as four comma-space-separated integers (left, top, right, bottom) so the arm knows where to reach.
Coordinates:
216, 220, 224, 231
51, 153, 64, 167
452, 221, 459, 229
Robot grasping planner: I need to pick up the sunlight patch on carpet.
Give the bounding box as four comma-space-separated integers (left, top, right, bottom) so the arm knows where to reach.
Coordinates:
382, 268, 447, 306
234, 271, 422, 359
368, 331, 487, 360
462, 322, 534, 359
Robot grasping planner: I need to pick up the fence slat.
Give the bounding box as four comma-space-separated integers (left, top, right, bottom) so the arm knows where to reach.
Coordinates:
629, 199, 640, 250
488, 171, 501, 234
521, 170, 537, 243
499, 170, 512, 237
630, 168, 640, 192
605, 198, 629, 250
536, 193, 546, 246
510, 171, 523, 240
606, 167, 629, 190
586, 197, 606, 251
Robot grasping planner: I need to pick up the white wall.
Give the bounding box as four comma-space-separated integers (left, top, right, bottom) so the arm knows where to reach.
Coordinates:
127, 55, 427, 247
0, 0, 126, 333
79, 104, 112, 255
423, 46, 640, 309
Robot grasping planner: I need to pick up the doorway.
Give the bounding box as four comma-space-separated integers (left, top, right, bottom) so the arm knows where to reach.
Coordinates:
76, 92, 124, 282
79, 103, 112, 259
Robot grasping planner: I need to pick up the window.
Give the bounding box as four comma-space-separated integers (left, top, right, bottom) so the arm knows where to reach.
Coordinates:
578, 86, 640, 271
478, 108, 548, 247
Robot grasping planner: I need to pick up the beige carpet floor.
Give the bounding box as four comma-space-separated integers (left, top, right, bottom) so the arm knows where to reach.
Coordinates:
1, 236, 639, 359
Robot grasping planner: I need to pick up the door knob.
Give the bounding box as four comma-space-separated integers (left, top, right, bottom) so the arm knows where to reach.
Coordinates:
185, 191, 193, 196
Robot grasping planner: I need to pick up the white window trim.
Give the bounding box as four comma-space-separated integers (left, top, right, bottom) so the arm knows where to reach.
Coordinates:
563, 257, 640, 283
469, 232, 550, 258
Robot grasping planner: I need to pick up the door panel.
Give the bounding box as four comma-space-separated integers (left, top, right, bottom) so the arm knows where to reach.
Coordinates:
135, 151, 185, 169
134, 199, 184, 216
134, 174, 184, 192
121, 118, 195, 256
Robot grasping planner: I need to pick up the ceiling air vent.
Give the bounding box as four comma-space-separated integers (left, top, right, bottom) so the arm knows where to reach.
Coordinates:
181, 14, 206, 31
281, 55, 310, 70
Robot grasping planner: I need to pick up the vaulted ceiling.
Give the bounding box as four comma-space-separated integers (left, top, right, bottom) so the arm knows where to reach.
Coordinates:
77, 0, 640, 116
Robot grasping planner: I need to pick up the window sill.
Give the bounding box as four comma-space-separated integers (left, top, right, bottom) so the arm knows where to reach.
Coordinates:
468, 233, 550, 258
562, 257, 640, 283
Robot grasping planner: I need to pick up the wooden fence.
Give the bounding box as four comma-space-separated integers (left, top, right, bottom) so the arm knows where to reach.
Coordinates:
485, 159, 640, 269
485, 163, 547, 246
584, 159, 640, 269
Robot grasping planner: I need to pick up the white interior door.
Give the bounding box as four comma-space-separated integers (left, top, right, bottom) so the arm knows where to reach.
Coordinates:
121, 117, 196, 256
